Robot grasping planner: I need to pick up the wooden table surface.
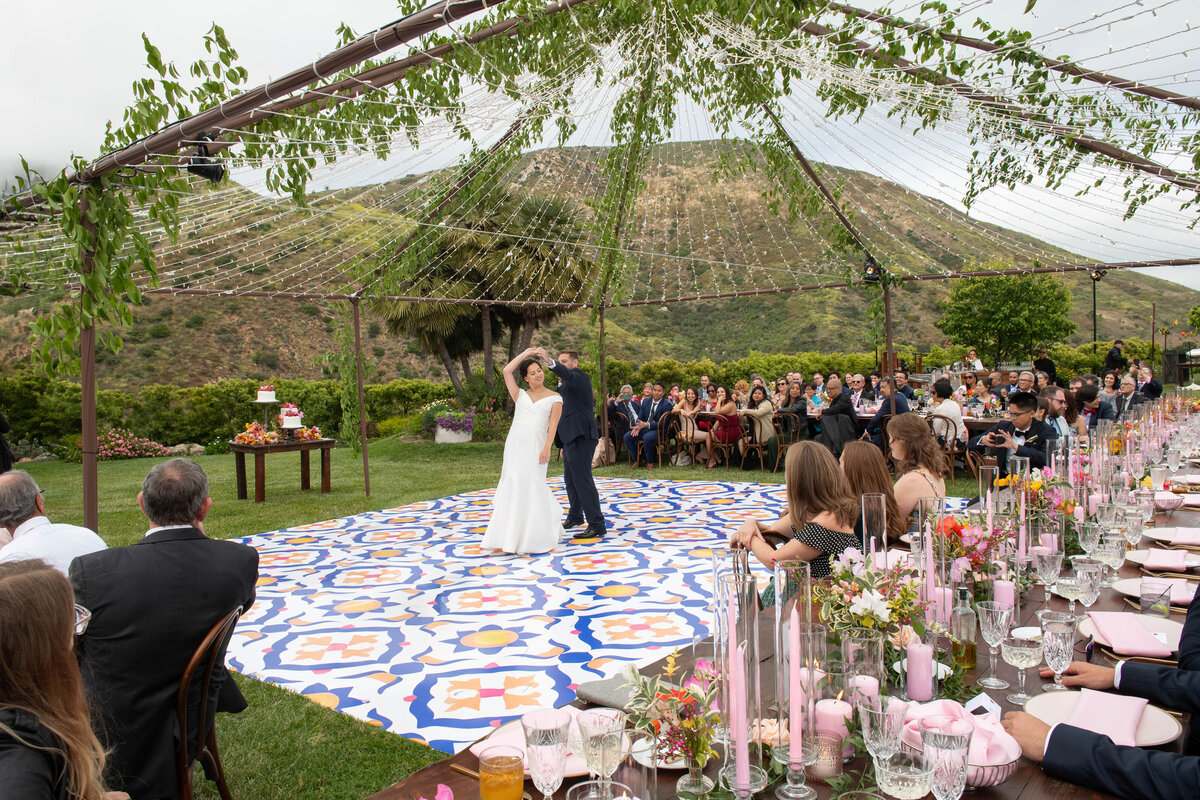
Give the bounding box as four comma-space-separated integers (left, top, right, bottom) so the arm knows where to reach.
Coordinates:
229, 437, 335, 502
366, 507, 1197, 800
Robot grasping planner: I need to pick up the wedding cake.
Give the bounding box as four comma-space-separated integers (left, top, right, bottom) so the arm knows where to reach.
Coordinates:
257, 385, 276, 403
279, 403, 303, 429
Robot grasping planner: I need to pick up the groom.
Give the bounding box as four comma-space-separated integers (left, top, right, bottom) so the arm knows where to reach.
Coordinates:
536, 347, 606, 538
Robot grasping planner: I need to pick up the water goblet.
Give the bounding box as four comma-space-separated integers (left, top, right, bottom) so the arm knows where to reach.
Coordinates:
1053, 569, 1088, 617
1132, 490, 1156, 526
1031, 545, 1063, 609
1119, 507, 1144, 548
1093, 535, 1125, 587
1071, 558, 1103, 612
976, 601, 1013, 690
919, 717, 972, 800
874, 752, 933, 800
1076, 522, 1101, 557
1000, 636, 1043, 705
576, 709, 627, 797
1168, 448, 1182, 474
522, 708, 572, 800
1037, 612, 1077, 693
857, 696, 907, 760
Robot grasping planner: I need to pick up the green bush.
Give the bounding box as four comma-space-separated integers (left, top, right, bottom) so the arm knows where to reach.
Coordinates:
148, 323, 170, 339
375, 416, 415, 438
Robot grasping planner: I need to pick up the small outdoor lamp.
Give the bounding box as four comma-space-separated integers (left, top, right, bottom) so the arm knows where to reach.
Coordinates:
185, 132, 226, 184
863, 254, 882, 283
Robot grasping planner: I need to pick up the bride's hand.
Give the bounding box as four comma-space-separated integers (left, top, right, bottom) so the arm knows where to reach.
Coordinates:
539, 445, 551, 464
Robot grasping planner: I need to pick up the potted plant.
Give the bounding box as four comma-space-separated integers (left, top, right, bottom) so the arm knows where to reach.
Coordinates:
435, 409, 476, 444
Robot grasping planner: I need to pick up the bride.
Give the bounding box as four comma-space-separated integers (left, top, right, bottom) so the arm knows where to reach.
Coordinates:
482, 347, 566, 554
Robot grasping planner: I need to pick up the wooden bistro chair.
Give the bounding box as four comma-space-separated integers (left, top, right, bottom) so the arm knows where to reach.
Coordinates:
926, 414, 962, 480
739, 416, 770, 472
707, 415, 740, 469
175, 606, 243, 800
649, 412, 675, 469
966, 449, 997, 482
673, 412, 704, 466
610, 410, 632, 464
771, 411, 804, 473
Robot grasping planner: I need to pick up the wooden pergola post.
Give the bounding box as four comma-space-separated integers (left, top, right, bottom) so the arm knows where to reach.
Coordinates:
78, 190, 99, 532
352, 298, 371, 498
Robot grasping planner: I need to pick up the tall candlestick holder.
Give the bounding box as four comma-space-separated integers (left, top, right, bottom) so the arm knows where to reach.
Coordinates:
772, 560, 818, 800
1010, 456, 1031, 560
710, 549, 751, 745
719, 573, 769, 798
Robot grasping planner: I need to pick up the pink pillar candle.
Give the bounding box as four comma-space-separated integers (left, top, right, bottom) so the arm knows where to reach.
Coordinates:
814, 698, 853, 740
905, 642, 935, 702
994, 579, 1016, 608
849, 675, 880, 701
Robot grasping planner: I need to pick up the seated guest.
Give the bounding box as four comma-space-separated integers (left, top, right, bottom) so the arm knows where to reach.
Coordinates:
1033, 347, 1058, 385
698, 374, 712, 400
814, 377, 857, 455
777, 381, 809, 437
1077, 383, 1117, 429
1139, 366, 1163, 399
1034, 371, 1050, 392
928, 378, 966, 445
624, 382, 673, 467
0, 470, 106, 576
640, 382, 653, 400
706, 387, 740, 468
1006, 370, 1021, 395
894, 370, 916, 401
862, 378, 910, 449
955, 371, 978, 401
1061, 389, 1087, 438
1002, 596, 1200, 799
1114, 375, 1148, 420
889, 413, 948, 526
673, 387, 709, 457
750, 374, 766, 388
1068, 376, 1084, 397
1039, 386, 1084, 441
607, 385, 640, 453
868, 372, 881, 393
848, 373, 875, 407
772, 377, 789, 407
1080, 372, 1100, 387
733, 379, 751, 409
811, 372, 825, 393
1099, 370, 1119, 405
0, 559, 125, 800
737, 385, 776, 462
70, 458, 258, 800
966, 391, 1058, 478
817, 377, 854, 418
730, 441, 859, 579
840, 441, 906, 544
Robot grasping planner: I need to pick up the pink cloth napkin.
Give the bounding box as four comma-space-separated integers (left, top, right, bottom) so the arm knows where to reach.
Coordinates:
901, 699, 1021, 766
1185, 475, 1200, 486
1141, 577, 1195, 605
1086, 611, 1173, 658
1171, 527, 1200, 546
1184, 494, 1200, 508
1144, 549, 1190, 571
1064, 688, 1148, 747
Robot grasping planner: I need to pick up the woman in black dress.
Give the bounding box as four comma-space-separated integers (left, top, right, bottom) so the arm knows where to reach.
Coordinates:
730, 441, 859, 579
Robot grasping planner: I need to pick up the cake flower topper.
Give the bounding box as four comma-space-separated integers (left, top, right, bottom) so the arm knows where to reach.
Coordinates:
279, 403, 303, 418
259, 384, 274, 392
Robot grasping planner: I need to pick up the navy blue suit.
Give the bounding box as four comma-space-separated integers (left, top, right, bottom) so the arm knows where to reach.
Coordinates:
548, 361, 605, 529
1042, 599, 1200, 799
866, 393, 909, 449
965, 418, 1058, 479
1083, 401, 1118, 429
624, 397, 673, 465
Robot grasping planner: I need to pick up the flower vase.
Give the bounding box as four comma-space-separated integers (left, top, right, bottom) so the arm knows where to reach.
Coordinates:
434, 425, 472, 444
676, 754, 714, 796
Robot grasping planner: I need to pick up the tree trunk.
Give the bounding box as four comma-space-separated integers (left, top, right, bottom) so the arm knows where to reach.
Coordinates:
459, 354, 472, 382
482, 308, 495, 389
508, 321, 522, 362
519, 317, 538, 352
437, 340, 465, 395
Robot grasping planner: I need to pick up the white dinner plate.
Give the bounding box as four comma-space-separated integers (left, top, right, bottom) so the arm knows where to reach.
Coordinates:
1124, 549, 1200, 570
1077, 613, 1185, 652
1112, 577, 1196, 606
1144, 528, 1200, 548
1024, 691, 1181, 747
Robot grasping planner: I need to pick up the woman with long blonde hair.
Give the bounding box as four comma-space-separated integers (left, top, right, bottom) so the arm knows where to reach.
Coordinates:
888, 412, 949, 526
840, 441, 906, 543
730, 441, 859, 578
0, 559, 120, 800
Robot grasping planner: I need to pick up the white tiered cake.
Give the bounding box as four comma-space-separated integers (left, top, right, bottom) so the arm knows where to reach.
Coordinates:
257, 385, 276, 403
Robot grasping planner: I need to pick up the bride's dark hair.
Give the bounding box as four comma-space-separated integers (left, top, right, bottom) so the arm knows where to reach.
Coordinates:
518, 358, 541, 381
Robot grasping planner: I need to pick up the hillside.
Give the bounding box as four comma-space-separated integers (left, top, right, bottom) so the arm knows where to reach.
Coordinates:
1, 140, 1195, 389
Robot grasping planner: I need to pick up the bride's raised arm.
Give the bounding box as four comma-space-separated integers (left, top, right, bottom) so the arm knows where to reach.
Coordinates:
503, 348, 539, 403
541, 401, 562, 465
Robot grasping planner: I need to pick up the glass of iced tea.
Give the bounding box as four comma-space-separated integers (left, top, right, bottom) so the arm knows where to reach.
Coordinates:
479, 744, 525, 800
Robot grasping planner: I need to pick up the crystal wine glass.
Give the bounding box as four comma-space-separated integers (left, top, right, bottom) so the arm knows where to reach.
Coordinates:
1053, 568, 1088, 617
1000, 636, 1043, 705
1093, 534, 1125, 587
1120, 507, 1144, 548
875, 752, 934, 800
1076, 522, 1102, 557
857, 696, 907, 760
1039, 614, 1077, 693
576, 709, 626, 798
919, 717, 972, 800
1073, 558, 1103, 612
521, 709, 572, 800
1031, 545, 1064, 610
976, 601, 1013, 690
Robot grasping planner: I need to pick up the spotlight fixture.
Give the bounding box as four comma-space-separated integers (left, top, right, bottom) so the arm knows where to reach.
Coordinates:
185, 132, 225, 185
1089, 268, 1107, 282
863, 254, 882, 284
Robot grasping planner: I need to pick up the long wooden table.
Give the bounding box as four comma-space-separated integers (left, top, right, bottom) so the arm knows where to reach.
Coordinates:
230, 437, 335, 502
366, 508, 1196, 800
857, 410, 999, 436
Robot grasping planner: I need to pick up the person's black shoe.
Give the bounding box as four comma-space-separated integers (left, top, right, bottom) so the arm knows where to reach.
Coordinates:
582, 525, 607, 539
563, 516, 586, 529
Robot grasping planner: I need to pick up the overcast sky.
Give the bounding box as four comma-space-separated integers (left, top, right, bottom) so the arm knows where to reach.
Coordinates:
3, 0, 1199, 288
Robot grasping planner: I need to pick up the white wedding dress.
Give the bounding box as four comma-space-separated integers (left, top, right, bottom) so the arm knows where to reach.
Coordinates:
482, 389, 566, 554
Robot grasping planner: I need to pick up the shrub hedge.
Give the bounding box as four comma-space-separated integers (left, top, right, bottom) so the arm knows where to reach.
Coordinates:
0, 338, 1169, 446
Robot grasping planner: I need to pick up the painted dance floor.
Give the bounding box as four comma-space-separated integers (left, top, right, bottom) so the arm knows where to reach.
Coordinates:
225, 477, 785, 753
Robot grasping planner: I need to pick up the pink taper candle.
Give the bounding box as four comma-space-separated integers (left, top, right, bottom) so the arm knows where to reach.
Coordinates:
788, 608, 803, 762
1018, 487, 1027, 559
730, 641, 750, 785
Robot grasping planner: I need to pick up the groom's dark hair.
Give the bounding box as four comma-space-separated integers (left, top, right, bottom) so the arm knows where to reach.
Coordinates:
559, 350, 579, 361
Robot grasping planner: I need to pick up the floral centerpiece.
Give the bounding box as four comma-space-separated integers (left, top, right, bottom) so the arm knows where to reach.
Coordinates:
235, 421, 280, 445
296, 426, 323, 441
813, 548, 926, 641
625, 651, 721, 794
996, 464, 1080, 550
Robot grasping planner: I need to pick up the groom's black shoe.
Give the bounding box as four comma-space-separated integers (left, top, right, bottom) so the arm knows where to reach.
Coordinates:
582, 524, 607, 539
563, 516, 586, 529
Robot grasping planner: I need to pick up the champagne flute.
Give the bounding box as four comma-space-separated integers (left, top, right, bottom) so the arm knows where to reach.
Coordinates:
1000, 636, 1043, 705
976, 601, 1013, 690
522, 709, 572, 800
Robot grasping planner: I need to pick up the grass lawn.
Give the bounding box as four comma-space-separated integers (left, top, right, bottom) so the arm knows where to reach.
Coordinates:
21, 438, 979, 799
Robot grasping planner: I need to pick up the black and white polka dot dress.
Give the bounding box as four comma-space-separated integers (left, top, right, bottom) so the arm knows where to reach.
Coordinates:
791, 522, 860, 579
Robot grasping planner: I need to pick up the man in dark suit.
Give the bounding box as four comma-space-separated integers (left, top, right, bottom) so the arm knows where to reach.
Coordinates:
606, 384, 640, 462
848, 373, 874, 407
538, 348, 606, 537
1139, 366, 1164, 399
1077, 383, 1118, 429
624, 382, 673, 469
1033, 347, 1058, 386
862, 378, 910, 450
1113, 375, 1149, 420
70, 458, 258, 800
965, 391, 1058, 478
1002, 596, 1200, 799
1105, 339, 1129, 373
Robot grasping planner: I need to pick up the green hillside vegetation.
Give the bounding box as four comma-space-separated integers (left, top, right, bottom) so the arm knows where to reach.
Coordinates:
1, 141, 1195, 389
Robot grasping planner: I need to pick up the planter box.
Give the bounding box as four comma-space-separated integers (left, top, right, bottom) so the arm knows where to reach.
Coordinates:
435, 425, 472, 444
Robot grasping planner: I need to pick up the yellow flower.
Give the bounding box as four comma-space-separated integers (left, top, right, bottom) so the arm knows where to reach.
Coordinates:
1140, 476, 1154, 489
1029, 481, 1044, 491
